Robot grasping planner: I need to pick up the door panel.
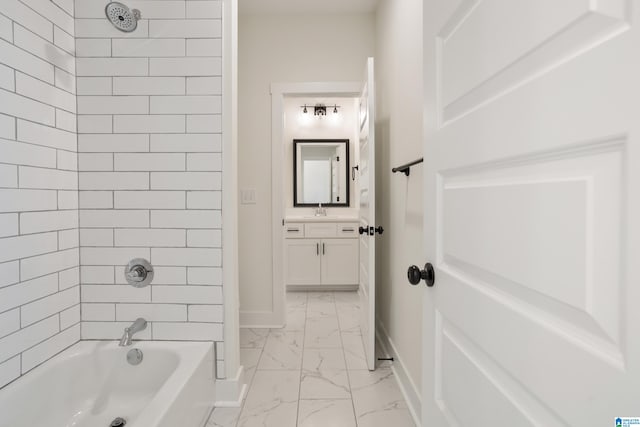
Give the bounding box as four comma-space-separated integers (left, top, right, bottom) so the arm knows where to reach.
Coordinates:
321, 239, 359, 285
440, 0, 629, 124
285, 239, 321, 285
423, 0, 639, 425
359, 57, 376, 371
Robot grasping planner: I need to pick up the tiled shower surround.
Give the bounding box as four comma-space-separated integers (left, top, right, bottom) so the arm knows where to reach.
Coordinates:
0, 0, 226, 388
0, 0, 80, 389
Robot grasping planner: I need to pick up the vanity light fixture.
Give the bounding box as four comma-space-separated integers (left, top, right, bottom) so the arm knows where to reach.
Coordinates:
314, 105, 327, 116
300, 104, 341, 118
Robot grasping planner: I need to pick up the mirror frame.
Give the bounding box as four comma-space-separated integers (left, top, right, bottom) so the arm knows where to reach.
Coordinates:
293, 139, 350, 207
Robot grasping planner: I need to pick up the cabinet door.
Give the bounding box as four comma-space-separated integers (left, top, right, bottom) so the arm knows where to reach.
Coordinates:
285, 239, 321, 285
321, 239, 359, 285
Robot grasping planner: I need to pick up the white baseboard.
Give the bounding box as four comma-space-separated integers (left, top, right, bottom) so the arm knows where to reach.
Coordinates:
287, 285, 358, 292
240, 310, 284, 328
214, 365, 247, 407
376, 319, 422, 426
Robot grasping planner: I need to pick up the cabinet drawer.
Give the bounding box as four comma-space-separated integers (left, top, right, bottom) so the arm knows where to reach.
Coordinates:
284, 223, 304, 238
305, 222, 337, 238
337, 223, 358, 237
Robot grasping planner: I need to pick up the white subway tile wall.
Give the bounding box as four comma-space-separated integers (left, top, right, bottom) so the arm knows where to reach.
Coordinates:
75, 0, 225, 377
0, 0, 225, 388
0, 0, 80, 388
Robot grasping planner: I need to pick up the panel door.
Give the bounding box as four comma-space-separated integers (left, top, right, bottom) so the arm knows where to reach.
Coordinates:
285, 239, 321, 285
422, 1, 640, 425
321, 239, 359, 285
359, 57, 377, 371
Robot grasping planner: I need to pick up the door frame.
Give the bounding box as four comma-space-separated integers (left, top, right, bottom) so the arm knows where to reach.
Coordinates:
265, 82, 362, 327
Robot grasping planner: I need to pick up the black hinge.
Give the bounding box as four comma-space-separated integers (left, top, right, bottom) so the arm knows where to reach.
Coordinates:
282, 219, 284, 226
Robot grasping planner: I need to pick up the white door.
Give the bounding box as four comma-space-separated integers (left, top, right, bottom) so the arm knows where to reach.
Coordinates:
358, 57, 377, 371
422, 1, 640, 425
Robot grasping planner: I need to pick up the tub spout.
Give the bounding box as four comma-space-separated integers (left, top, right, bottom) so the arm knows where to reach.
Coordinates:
119, 318, 147, 346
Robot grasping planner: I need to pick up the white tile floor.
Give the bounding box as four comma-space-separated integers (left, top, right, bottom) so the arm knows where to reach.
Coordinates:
207, 291, 416, 427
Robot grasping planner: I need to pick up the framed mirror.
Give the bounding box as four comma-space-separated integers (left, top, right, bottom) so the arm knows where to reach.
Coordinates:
293, 139, 349, 207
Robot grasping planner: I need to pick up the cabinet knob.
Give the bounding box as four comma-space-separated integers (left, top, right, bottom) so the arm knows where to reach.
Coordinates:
359, 226, 369, 235
407, 263, 435, 287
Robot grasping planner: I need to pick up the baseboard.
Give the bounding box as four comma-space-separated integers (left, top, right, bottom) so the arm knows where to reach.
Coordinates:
240, 310, 284, 328
376, 319, 422, 426
214, 365, 247, 407
287, 285, 358, 292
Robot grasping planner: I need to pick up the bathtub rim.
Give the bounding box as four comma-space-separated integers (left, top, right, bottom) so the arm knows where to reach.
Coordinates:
0, 340, 216, 427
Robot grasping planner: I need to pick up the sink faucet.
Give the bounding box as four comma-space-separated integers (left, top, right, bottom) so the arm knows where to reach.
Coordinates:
119, 318, 147, 347
315, 203, 327, 217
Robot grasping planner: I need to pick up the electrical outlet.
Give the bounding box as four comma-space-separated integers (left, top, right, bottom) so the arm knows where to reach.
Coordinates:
240, 189, 256, 204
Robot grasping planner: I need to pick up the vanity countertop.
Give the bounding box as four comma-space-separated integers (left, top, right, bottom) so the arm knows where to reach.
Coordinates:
285, 216, 359, 223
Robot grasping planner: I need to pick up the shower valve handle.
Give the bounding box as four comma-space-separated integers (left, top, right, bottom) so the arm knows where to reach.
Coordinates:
126, 266, 147, 282
124, 258, 154, 288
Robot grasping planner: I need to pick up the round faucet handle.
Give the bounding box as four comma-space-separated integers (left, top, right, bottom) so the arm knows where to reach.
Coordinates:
125, 259, 154, 288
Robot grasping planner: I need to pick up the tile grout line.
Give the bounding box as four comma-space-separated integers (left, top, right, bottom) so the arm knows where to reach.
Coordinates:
334, 291, 360, 427
295, 290, 310, 426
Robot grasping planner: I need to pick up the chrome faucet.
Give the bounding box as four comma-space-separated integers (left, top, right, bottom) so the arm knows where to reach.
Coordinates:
315, 203, 327, 217
119, 318, 147, 346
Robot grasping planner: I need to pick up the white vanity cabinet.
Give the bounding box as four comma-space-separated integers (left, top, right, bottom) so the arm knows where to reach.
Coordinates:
284, 220, 359, 290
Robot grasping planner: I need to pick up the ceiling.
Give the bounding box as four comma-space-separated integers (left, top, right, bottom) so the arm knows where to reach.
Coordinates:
239, 0, 379, 15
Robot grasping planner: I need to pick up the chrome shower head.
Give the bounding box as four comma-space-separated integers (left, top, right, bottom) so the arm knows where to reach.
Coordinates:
105, 2, 141, 33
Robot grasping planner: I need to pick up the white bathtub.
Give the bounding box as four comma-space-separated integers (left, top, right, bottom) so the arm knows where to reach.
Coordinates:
0, 341, 216, 427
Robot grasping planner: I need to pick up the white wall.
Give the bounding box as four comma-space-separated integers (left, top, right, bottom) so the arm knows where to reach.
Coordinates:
0, 0, 80, 388
283, 97, 359, 218
374, 0, 424, 411
74, 0, 227, 376
238, 13, 375, 319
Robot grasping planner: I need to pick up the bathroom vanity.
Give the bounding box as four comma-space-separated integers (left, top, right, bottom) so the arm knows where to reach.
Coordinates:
284, 217, 359, 291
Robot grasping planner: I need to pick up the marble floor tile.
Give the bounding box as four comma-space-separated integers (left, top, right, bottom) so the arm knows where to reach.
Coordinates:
300, 369, 351, 399
302, 348, 347, 371
307, 292, 335, 304
286, 292, 308, 309
297, 399, 357, 427
305, 316, 342, 348
348, 368, 415, 427
336, 305, 360, 333
306, 302, 337, 319
257, 330, 303, 370
341, 332, 368, 370
237, 370, 300, 427
232, 292, 414, 427
333, 291, 360, 304
240, 348, 262, 387
283, 308, 306, 331
207, 407, 241, 427
239, 328, 269, 349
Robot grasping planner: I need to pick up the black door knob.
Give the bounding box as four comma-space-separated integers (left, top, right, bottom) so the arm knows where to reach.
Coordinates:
374, 226, 384, 235
407, 263, 435, 287
359, 226, 369, 235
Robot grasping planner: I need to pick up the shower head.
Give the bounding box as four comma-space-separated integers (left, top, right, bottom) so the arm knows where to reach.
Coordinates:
105, 2, 141, 33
